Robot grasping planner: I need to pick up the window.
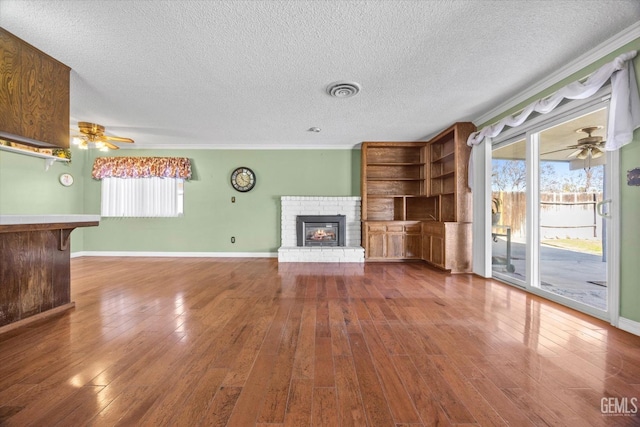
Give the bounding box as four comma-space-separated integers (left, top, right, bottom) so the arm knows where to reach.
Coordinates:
92, 156, 191, 218
101, 177, 184, 217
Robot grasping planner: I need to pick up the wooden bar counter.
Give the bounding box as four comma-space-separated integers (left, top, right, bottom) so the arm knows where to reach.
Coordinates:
0, 215, 99, 331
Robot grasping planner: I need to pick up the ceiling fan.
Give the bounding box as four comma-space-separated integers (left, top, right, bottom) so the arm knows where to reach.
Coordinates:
72, 122, 134, 151
542, 126, 606, 160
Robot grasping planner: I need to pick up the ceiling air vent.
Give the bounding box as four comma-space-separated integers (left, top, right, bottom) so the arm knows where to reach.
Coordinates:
326, 81, 361, 98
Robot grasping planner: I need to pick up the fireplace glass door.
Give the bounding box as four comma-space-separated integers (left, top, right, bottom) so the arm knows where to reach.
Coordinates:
296, 215, 346, 247
305, 223, 338, 246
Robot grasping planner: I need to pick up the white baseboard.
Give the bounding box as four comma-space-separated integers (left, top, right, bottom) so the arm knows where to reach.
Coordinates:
618, 317, 640, 337
71, 251, 278, 258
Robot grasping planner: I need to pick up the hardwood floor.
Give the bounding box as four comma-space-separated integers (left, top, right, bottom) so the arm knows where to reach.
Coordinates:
1, 257, 639, 426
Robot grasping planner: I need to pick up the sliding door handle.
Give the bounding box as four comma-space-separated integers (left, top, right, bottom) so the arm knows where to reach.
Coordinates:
596, 199, 612, 218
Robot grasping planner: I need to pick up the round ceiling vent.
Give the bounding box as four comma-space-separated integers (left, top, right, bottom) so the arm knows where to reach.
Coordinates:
326, 81, 361, 98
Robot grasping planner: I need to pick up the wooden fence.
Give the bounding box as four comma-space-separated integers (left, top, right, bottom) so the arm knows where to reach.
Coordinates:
492, 192, 603, 240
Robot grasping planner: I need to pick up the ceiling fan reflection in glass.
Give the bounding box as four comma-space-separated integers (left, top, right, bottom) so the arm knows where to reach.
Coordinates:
542, 125, 606, 160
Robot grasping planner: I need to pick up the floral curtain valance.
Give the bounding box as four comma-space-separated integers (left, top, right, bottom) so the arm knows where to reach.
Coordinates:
92, 157, 192, 180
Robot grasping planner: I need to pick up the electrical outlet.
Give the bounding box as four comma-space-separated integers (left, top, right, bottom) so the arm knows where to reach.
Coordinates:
231, 237, 235, 243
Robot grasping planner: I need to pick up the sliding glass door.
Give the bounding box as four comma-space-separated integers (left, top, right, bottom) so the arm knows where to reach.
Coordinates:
491, 138, 527, 286
536, 110, 608, 312
491, 103, 616, 319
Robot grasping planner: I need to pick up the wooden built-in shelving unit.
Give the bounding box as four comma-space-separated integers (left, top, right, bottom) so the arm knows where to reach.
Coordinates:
361, 122, 475, 272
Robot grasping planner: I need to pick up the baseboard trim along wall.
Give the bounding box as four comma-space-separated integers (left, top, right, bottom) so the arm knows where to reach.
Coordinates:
71, 251, 278, 258
618, 317, 640, 337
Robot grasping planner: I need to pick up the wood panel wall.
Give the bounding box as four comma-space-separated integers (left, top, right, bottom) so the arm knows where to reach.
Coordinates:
0, 230, 71, 326
0, 28, 70, 148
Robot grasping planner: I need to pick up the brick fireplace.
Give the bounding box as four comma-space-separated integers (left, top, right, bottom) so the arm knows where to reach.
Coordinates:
278, 196, 364, 262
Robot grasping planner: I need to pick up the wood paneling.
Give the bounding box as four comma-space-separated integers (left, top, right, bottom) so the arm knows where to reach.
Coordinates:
0, 221, 97, 328
1, 258, 638, 425
0, 28, 70, 148
422, 221, 472, 273
0, 29, 22, 137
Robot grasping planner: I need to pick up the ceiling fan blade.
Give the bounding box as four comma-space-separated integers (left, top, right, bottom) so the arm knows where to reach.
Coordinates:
541, 148, 571, 155
103, 135, 134, 143
567, 148, 583, 159
104, 142, 120, 150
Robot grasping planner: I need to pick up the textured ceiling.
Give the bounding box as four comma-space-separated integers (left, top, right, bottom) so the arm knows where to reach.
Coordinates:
1, 0, 639, 149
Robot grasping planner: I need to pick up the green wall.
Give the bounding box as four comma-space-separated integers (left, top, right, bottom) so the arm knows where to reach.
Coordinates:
0, 147, 88, 251
479, 38, 640, 323
620, 140, 640, 322
81, 148, 361, 253
1, 147, 360, 253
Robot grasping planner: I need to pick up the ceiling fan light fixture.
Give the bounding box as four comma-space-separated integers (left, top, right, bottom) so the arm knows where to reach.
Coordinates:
591, 148, 604, 159
577, 148, 590, 160
72, 121, 134, 151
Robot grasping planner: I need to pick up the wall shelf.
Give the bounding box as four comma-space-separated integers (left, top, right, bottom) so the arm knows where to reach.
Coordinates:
0, 145, 70, 171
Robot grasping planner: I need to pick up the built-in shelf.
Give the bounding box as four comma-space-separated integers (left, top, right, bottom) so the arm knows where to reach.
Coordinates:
430, 151, 455, 163
0, 145, 70, 171
361, 123, 476, 267
430, 171, 455, 179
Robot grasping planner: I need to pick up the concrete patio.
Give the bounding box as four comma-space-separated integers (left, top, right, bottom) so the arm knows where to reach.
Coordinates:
492, 238, 607, 310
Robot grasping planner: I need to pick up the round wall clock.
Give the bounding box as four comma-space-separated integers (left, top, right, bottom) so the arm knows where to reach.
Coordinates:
230, 167, 256, 192
59, 173, 74, 187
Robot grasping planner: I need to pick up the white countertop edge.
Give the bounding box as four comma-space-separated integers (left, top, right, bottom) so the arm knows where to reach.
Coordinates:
0, 215, 101, 225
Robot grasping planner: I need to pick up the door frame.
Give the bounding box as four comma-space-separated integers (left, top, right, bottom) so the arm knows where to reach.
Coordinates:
477, 87, 620, 324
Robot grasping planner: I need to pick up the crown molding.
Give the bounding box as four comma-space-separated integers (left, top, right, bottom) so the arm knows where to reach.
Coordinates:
117, 143, 362, 150
473, 21, 640, 127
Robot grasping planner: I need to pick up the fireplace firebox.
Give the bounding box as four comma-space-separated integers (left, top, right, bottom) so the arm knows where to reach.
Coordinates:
296, 215, 346, 247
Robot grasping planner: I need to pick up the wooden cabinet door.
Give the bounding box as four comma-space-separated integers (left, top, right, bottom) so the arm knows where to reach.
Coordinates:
19, 46, 70, 147
386, 233, 404, 258
431, 236, 445, 268
404, 223, 422, 259
405, 232, 421, 259
0, 28, 70, 148
0, 30, 22, 137
367, 232, 385, 259
422, 233, 432, 262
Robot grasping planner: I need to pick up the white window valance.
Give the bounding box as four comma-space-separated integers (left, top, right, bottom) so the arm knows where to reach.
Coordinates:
467, 51, 640, 188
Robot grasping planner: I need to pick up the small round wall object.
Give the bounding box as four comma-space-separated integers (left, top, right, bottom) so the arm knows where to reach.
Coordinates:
59, 173, 74, 187
230, 167, 256, 192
